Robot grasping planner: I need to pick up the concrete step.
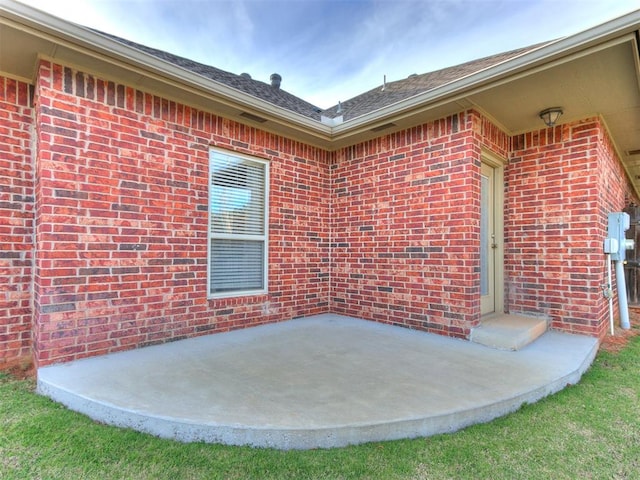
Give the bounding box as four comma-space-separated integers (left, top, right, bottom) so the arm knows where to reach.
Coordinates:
470, 314, 549, 351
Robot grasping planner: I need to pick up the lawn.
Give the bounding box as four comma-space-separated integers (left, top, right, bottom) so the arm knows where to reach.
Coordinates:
1, 330, 639, 480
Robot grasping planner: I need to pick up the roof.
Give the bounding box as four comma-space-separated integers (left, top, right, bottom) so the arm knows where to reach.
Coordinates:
97, 30, 325, 121
100, 28, 553, 124
1, 0, 640, 179
320, 44, 555, 121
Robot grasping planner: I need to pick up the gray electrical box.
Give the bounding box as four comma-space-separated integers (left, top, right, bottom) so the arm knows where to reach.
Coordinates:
606, 212, 634, 262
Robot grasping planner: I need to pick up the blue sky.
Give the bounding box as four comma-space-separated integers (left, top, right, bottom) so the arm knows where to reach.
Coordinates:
23, 0, 640, 109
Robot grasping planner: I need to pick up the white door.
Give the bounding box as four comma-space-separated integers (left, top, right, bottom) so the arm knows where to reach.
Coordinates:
480, 163, 497, 316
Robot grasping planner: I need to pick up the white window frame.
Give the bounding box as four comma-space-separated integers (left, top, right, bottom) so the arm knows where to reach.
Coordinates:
207, 147, 269, 298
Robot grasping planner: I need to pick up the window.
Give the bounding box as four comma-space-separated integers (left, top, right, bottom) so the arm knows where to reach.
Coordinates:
208, 149, 268, 297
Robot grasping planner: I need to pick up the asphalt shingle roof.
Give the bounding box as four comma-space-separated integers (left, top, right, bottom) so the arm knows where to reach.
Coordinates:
99, 29, 551, 124
97, 30, 325, 120
320, 43, 552, 121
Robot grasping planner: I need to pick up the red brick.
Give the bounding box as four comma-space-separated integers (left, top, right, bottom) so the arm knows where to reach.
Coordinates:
0, 76, 33, 365
3, 61, 635, 368
26, 62, 332, 366
507, 118, 636, 337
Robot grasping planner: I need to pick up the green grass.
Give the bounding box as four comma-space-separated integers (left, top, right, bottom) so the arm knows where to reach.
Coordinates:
2, 335, 639, 480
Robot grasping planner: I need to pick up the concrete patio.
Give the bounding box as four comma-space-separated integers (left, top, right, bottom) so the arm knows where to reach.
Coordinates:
36, 314, 599, 450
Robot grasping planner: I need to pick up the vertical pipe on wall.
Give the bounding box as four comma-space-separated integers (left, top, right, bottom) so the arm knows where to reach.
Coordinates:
615, 259, 631, 329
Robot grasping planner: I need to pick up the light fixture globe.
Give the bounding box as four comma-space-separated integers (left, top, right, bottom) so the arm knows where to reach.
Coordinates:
539, 107, 563, 127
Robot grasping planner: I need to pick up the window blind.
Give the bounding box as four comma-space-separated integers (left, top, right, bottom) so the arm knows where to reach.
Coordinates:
209, 150, 268, 296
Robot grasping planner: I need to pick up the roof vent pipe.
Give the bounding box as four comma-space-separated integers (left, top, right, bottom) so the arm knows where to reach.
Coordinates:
270, 73, 282, 89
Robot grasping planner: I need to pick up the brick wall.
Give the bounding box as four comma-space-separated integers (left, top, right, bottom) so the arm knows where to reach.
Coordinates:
0, 76, 34, 366
32, 60, 330, 366
507, 119, 637, 337
596, 118, 638, 332
331, 112, 490, 338
6, 59, 636, 368
596, 116, 637, 225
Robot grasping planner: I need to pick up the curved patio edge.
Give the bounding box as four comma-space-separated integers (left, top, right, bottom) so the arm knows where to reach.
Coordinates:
36, 314, 599, 450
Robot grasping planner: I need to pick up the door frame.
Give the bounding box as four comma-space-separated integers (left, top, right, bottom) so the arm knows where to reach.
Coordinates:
480, 149, 505, 316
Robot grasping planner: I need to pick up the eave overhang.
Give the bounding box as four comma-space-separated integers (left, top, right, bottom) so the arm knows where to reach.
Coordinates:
1, 0, 640, 190
0, 0, 334, 149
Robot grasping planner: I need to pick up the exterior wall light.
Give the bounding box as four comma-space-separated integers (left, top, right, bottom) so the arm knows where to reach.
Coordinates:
539, 107, 563, 127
